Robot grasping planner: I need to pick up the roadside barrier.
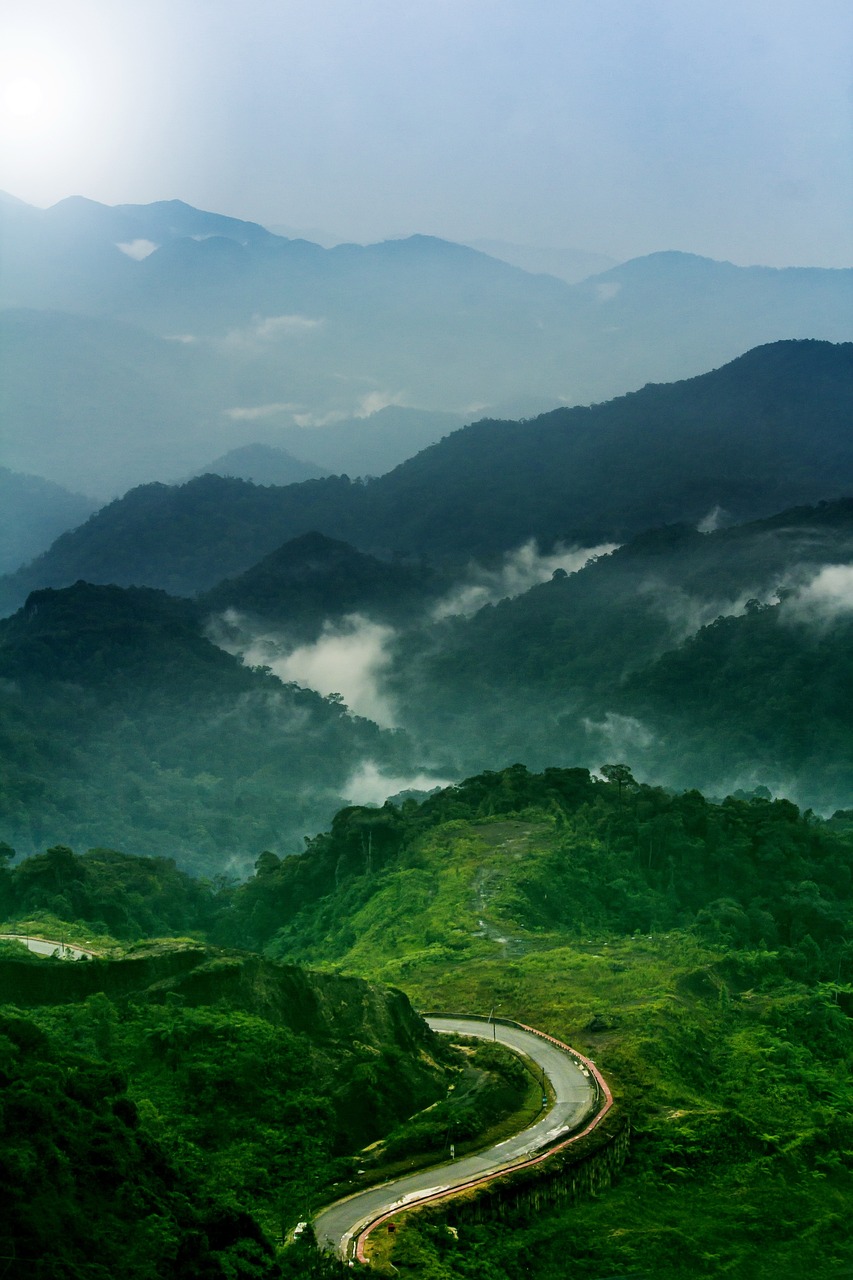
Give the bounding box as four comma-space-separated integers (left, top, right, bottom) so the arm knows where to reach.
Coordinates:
352, 1014, 616, 1266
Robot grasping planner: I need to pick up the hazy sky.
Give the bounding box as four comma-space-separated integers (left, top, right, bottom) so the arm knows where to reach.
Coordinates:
1, 0, 851, 266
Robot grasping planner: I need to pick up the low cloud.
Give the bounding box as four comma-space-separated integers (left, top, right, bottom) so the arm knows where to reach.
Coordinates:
219, 612, 398, 727
433, 540, 617, 619
116, 239, 158, 260
582, 711, 655, 753
292, 408, 351, 428
254, 314, 323, 339
638, 579, 777, 643
343, 761, 453, 807
223, 313, 323, 348
356, 390, 407, 417
784, 564, 853, 623
697, 505, 727, 534
225, 402, 301, 421
291, 389, 408, 428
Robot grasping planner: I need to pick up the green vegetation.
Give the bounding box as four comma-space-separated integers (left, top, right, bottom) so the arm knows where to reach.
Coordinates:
5, 764, 853, 1275
218, 766, 853, 984
215, 766, 853, 1277
0, 580, 409, 870
387, 498, 853, 813
0, 1006, 284, 1279
0, 843, 216, 940
0, 943, 463, 1277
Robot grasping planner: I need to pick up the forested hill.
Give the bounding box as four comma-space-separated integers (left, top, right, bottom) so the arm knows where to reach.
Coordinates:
384, 496, 853, 803
2, 339, 852, 610
5, 765, 853, 1276
0, 474, 369, 610
198, 530, 446, 634
0, 937, 453, 1279
369, 338, 853, 556
206, 763, 853, 980
0, 581, 410, 867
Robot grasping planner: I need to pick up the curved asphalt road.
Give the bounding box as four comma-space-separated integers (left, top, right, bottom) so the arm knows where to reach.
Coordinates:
0, 932, 97, 961
314, 1016, 598, 1260
9, 941, 602, 1259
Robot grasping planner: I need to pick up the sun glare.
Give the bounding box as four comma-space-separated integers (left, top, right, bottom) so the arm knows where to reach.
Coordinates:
5, 75, 45, 118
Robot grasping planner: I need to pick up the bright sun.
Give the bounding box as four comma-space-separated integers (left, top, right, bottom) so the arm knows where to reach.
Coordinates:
5, 76, 46, 118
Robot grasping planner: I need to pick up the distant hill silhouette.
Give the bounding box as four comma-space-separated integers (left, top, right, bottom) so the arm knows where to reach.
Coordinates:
0, 468, 96, 575
272, 406, 466, 477
189, 443, 327, 486
2, 193, 851, 495
199, 531, 445, 635
2, 340, 852, 611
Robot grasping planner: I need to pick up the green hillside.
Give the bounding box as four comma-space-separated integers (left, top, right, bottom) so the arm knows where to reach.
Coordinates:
212, 766, 853, 1277
4, 765, 853, 1275
387, 499, 853, 809
0, 941, 458, 1278
0, 581, 408, 868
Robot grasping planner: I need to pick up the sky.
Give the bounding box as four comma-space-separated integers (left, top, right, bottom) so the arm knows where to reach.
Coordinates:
1, 0, 851, 267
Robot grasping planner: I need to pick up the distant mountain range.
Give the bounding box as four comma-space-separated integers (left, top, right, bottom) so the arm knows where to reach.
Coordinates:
2, 339, 851, 610
1, 192, 850, 495
0, 468, 96, 575
190, 443, 327, 486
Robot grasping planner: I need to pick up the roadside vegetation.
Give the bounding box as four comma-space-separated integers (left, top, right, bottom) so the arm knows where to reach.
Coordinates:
2, 764, 852, 1275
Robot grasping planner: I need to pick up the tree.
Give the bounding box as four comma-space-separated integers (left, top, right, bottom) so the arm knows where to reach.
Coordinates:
599, 763, 637, 805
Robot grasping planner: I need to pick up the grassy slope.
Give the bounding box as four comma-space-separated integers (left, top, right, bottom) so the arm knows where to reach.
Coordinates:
263, 811, 853, 1278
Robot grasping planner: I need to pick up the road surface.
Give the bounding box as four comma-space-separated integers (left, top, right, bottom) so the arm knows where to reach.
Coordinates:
4, 939, 606, 1261
0, 933, 98, 960
314, 1015, 599, 1260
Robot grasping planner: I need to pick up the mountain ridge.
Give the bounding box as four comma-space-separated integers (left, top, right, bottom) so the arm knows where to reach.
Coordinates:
2, 339, 850, 610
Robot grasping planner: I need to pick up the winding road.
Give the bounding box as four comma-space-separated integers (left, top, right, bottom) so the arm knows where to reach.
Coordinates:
5, 937, 612, 1264
314, 1015, 608, 1263
0, 932, 97, 960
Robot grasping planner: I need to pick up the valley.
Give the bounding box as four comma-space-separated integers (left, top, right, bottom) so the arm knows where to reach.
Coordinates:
2, 181, 852, 1279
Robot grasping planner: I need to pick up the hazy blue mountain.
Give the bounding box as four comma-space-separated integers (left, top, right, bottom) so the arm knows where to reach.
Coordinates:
2, 340, 852, 612
0, 468, 97, 574
0, 309, 238, 496
569, 250, 853, 395
464, 237, 618, 282
2, 194, 851, 502
272, 406, 466, 476
189, 443, 327, 485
